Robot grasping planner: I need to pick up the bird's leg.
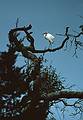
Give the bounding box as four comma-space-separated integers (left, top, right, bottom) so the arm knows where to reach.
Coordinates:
48, 42, 52, 49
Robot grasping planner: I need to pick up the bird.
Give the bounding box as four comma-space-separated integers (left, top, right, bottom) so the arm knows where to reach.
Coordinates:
43, 32, 55, 44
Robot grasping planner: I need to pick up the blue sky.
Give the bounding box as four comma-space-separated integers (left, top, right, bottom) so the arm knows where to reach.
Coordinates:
0, 0, 83, 119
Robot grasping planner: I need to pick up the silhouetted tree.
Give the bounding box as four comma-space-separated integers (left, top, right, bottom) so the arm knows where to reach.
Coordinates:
0, 20, 83, 120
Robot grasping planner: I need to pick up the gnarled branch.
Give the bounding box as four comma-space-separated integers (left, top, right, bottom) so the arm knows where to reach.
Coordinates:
8, 24, 37, 62
41, 91, 83, 101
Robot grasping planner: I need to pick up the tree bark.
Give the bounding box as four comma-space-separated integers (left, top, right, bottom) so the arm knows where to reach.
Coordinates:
41, 91, 83, 101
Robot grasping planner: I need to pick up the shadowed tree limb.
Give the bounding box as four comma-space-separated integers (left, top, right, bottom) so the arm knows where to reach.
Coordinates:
33, 31, 83, 54
33, 36, 69, 53
9, 26, 70, 54
41, 91, 83, 101
8, 24, 37, 62
9, 25, 83, 55
9, 24, 35, 50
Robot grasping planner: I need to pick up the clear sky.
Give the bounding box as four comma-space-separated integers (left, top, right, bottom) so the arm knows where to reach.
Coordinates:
0, 0, 83, 119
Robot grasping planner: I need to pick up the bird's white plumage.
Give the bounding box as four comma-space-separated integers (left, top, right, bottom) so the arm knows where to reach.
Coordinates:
43, 32, 55, 43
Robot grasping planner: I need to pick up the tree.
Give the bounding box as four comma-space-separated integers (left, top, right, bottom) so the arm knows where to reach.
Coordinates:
0, 20, 83, 120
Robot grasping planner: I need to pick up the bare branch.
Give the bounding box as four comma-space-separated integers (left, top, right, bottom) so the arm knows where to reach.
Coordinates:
8, 26, 70, 54
8, 24, 37, 61
16, 17, 19, 28
8, 24, 83, 56
33, 36, 69, 53
41, 91, 83, 101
